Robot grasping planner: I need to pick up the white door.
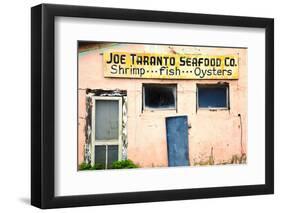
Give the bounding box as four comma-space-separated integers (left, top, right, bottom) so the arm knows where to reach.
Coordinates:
91, 96, 122, 169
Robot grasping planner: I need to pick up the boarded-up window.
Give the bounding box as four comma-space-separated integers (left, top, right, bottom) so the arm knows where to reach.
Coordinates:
143, 84, 177, 110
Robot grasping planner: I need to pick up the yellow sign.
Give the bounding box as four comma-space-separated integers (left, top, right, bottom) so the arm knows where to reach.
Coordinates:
103, 52, 239, 79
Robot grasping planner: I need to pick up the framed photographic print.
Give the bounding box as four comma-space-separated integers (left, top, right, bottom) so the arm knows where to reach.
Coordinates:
31, 3, 274, 209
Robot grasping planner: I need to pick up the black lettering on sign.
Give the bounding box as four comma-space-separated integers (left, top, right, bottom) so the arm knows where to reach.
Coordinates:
106, 52, 126, 64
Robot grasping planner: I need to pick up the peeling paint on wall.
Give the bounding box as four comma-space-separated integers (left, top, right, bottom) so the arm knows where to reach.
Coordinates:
122, 96, 128, 160
83, 89, 128, 165
78, 43, 248, 169
83, 94, 92, 164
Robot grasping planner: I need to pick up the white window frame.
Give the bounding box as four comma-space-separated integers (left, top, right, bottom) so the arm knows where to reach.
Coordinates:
91, 96, 123, 168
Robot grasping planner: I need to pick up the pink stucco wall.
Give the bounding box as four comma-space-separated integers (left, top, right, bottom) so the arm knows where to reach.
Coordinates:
78, 43, 247, 167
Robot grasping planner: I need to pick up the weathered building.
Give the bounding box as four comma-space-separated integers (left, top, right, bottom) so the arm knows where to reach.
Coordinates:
78, 42, 247, 169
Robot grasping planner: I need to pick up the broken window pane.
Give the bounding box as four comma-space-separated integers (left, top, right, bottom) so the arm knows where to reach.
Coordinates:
143, 84, 176, 109
95, 100, 119, 140
197, 85, 228, 108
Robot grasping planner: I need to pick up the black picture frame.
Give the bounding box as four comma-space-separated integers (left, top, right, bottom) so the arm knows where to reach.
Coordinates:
31, 3, 274, 209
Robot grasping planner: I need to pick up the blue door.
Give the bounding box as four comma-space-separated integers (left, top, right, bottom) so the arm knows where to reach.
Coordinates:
166, 116, 189, 166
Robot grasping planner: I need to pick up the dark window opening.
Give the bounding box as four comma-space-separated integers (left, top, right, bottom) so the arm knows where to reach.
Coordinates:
197, 84, 229, 109
143, 84, 177, 110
